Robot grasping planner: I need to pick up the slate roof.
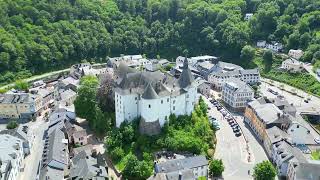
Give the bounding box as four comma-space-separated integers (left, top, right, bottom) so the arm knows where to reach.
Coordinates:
0, 93, 39, 104
224, 78, 254, 93
142, 83, 159, 99
115, 59, 195, 98
69, 150, 108, 180
295, 161, 320, 180
178, 59, 194, 89
155, 155, 208, 173
248, 100, 283, 124
265, 126, 289, 144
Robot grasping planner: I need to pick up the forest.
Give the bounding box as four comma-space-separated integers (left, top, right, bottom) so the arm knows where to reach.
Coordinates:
0, 0, 319, 85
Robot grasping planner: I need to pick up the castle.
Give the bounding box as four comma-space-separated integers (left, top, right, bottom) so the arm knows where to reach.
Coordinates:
114, 59, 197, 135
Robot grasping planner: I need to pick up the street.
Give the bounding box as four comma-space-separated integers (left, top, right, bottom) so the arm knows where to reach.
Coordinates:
204, 97, 269, 180
18, 118, 49, 180
259, 78, 320, 113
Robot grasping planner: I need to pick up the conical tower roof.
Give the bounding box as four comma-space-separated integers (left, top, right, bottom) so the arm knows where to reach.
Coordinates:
178, 57, 194, 88
142, 83, 159, 99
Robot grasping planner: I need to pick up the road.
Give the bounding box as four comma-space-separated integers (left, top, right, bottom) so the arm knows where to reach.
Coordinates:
260, 78, 320, 113
304, 64, 320, 82
18, 118, 49, 180
204, 97, 269, 180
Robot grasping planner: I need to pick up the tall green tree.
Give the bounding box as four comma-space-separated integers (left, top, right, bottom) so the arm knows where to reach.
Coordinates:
253, 161, 277, 180
241, 45, 255, 65
263, 50, 273, 72
209, 159, 224, 177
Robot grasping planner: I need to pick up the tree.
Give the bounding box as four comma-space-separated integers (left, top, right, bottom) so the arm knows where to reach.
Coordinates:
7, 120, 19, 129
74, 75, 99, 125
122, 154, 152, 180
253, 161, 276, 180
209, 159, 224, 177
199, 96, 208, 115
14, 80, 29, 91
241, 45, 255, 64
263, 50, 273, 72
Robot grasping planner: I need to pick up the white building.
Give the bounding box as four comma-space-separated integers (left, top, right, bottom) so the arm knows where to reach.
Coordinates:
257, 40, 266, 48
266, 42, 283, 52
281, 58, 304, 72
288, 49, 304, 60
222, 78, 254, 108
207, 62, 260, 90
114, 59, 197, 135
153, 155, 208, 179
0, 134, 24, 180
176, 55, 217, 66
245, 13, 253, 20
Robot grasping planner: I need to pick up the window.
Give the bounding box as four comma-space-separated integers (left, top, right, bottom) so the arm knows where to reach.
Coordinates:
186, 94, 189, 98
173, 106, 175, 110
149, 104, 151, 108
161, 100, 163, 104
165, 116, 167, 120
173, 100, 175, 104
135, 97, 137, 100
167, 98, 169, 102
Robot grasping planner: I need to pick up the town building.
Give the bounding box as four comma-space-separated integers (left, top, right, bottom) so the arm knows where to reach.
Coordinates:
152, 155, 208, 180
196, 79, 212, 98
65, 121, 88, 146
39, 128, 69, 180
281, 58, 304, 73
207, 62, 260, 90
288, 49, 304, 60
0, 93, 42, 119
257, 40, 266, 48
175, 55, 218, 66
244, 13, 253, 20
107, 55, 152, 69
59, 89, 77, 107
222, 78, 254, 109
266, 42, 283, 52
287, 160, 320, 180
68, 150, 108, 179
114, 59, 197, 135
0, 134, 25, 180
29, 86, 55, 111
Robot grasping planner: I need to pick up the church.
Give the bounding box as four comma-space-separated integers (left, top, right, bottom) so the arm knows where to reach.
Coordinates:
114, 58, 197, 135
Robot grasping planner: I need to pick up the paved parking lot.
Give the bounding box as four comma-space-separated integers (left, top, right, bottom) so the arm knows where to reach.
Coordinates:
204, 97, 269, 180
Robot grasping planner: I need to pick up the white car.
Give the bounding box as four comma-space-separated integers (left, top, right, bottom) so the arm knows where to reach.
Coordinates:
314, 138, 320, 144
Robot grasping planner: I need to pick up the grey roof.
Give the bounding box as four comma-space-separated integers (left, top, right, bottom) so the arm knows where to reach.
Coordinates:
240, 69, 260, 75
266, 126, 289, 144
115, 62, 194, 98
295, 162, 320, 180
69, 150, 108, 179
165, 169, 194, 180
224, 78, 254, 93
60, 89, 76, 100
142, 83, 159, 99
0, 93, 38, 104
248, 100, 283, 124
155, 155, 208, 173
197, 61, 215, 70
178, 58, 194, 88
42, 129, 68, 169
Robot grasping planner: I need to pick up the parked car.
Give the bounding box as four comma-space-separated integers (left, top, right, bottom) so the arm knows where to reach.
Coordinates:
228, 120, 235, 125
235, 131, 242, 137
314, 138, 320, 144
304, 99, 309, 103
233, 128, 240, 133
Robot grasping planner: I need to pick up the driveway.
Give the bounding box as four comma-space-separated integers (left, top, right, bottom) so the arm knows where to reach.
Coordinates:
203, 97, 269, 180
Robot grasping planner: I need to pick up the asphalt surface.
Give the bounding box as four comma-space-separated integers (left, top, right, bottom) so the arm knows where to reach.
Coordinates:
18, 118, 49, 180
204, 97, 269, 180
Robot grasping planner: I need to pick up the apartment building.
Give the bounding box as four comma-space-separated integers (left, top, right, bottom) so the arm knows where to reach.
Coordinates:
222, 78, 254, 109
0, 93, 42, 119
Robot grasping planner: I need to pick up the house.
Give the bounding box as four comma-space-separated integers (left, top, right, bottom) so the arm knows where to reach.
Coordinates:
39, 128, 69, 180
288, 49, 304, 60
29, 86, 55, 110
153, 155, 208, 179
257, 40, 266, 48
196, 61, 215, 78
244, 98, 286, 141
266, 42, 283, 52
196, 79, 212, 98
32, 80, 45, 88
114, 58, 197, 135
207, 62, 260, 90
0, 127, 32, 156
65, 121, 88, 146
176, 55, 217, 67
245, 13, 253, 20
59, 89, 77, 107
264, 126, 289, 158
68, 150, 108, 179
59, 76, 80, 92
0, 134, 25, 180
0, 93, 42, 119
287, 160, 320, 180
70, 63, 91, 79
222, 78, 254, 109
281, 58, 304, 72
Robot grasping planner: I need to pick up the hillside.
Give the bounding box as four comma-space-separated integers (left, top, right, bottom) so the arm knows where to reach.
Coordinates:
0, 0, 319, 85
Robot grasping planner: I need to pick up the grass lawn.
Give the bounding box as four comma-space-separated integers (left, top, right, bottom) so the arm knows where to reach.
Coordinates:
311, 150, 320, 160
